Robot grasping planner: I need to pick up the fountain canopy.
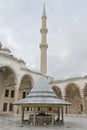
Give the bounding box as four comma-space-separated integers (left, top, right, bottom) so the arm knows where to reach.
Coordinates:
13, 76, 71, 106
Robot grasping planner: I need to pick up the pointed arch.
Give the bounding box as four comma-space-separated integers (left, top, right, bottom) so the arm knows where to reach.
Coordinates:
65, 83, 80, 98
18, 74, 34, 114
20, 74, 34, 89
52, 85, 62, 99
0, 65, 17, 114
65, 83, 82, 114
0, 65, 17, 83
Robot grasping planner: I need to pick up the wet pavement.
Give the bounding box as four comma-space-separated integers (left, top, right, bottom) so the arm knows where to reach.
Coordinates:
0, 114, 87, 130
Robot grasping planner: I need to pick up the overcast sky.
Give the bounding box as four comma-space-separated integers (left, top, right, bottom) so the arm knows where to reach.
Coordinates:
0, 0, 87, 80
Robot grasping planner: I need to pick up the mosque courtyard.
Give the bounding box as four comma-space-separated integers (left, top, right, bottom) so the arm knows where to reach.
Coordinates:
0, 114, 87, 130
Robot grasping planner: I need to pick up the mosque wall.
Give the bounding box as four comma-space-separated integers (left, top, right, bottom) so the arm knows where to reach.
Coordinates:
0, 49, 87, 115
52, 78, 87, 114
0, 44, 41, 115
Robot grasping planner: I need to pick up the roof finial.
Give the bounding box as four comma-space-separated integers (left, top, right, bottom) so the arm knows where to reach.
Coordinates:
42, 3, 46, 17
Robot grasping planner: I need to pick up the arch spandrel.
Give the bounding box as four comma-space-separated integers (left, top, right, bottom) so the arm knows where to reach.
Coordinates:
0, 66, 17, 87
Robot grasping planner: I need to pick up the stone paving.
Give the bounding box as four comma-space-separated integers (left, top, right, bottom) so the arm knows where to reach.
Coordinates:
0, 114, 87, 130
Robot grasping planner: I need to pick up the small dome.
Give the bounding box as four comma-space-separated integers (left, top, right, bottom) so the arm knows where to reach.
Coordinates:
3, 47, 11, 54
18, 58, 25, 64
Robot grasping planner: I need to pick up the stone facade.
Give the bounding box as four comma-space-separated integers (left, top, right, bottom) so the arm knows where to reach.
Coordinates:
0, 41, 87, 115
0, 43, 42, 114
52, 77, 87, 114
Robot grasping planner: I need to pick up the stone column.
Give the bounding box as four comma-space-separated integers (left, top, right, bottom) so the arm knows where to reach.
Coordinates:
21, 106, 25, 123
81, 95, 85, 114
61, 106, 64, 123
51, 108, 54, 125
0, 72, 4, 94
13, 86, 19, 114
0, 72, 4, 113
33, 107, 36, 125
80, 89, 85, 114
58, 107, 60, 124
62, 96, 67, 114
62, 91, 67, 114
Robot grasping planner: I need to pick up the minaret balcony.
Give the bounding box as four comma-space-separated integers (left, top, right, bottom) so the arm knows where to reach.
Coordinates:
39, 44, 48, 48
40, 28, 48, 33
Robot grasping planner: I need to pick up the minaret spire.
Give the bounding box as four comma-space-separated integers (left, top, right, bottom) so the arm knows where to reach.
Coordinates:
42, 3, 46, 17
40, 4, 48, 75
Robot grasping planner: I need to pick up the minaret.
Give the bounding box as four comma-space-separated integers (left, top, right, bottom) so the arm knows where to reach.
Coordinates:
40, 3, 48, 75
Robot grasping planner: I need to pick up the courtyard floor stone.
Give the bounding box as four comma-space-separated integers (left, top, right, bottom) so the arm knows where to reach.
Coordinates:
0, 114, 87, 130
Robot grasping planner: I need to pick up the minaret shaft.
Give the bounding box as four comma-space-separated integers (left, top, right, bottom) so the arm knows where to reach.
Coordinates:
40, 4, 48, 75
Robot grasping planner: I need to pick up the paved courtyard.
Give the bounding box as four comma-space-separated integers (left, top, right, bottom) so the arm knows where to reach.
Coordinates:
0, 114, 87, 130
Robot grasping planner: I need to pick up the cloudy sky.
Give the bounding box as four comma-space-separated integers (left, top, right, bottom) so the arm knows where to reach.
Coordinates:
0, 0, 87, 80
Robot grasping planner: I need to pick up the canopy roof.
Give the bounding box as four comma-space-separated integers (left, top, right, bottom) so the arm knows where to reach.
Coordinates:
13, 76, 71, 106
